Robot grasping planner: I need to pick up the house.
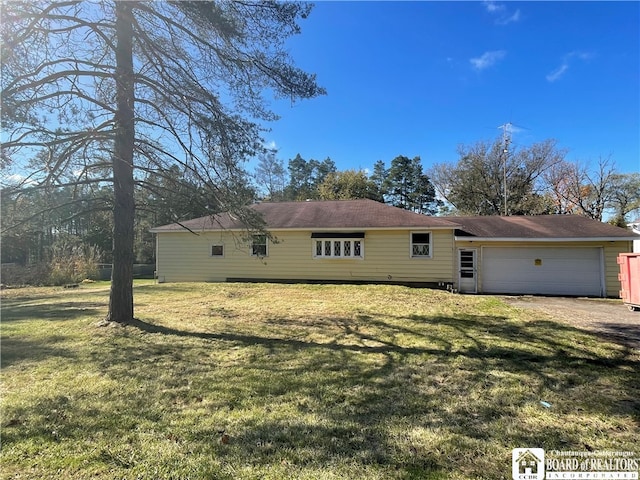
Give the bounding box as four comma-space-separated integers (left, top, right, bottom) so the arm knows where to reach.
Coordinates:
627, 218, 640, 253
150, 199, 639, 297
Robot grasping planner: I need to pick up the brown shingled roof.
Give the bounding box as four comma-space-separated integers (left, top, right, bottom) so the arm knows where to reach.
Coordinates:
151, 199, 460, 232
151, 201, 639, 240
450, 214, 638, 239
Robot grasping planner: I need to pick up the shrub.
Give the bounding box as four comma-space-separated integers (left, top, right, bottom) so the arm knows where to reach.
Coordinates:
47, 236, 101, 285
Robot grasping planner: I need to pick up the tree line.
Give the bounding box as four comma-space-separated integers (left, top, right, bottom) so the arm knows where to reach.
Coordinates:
254, 142, 638, 224
1, 152, 441, 269
254, 152, 441, 214
4, 141, 637, 274
429, 139, 639, 224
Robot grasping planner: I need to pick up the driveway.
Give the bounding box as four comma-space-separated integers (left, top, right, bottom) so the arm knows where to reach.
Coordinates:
503, 296, 640, 350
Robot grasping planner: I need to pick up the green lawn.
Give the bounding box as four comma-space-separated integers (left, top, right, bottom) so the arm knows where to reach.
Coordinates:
1, 282, 638, 479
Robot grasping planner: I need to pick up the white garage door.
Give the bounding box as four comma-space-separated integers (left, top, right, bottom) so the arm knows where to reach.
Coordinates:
481, 247, 603, 296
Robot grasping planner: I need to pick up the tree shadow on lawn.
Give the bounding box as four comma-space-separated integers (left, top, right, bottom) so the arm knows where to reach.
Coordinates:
1, 301, 105, 323
3, 310, 638, 479
410, 314, 640, 418
1, 336, 77, 368
1, 294, 107, 367
1, 287, 109, 323
123, 312, 640, 408
120, 314, 639, 467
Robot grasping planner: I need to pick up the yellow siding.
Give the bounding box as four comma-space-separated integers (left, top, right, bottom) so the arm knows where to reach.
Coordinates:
604, 242, 633, 297
455, 240, 632, 297
156, 230, 631, 297
156, 229, 455, 284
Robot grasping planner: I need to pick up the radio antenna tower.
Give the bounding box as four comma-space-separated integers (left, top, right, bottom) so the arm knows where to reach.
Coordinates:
498, 122, 512, 216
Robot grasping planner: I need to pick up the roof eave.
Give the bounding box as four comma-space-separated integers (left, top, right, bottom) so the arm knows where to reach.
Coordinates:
454, 236, 638, 242
152, 225, 458, 234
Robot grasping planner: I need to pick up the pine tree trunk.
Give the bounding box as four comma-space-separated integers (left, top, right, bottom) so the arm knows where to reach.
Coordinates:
107, 1, 135, 324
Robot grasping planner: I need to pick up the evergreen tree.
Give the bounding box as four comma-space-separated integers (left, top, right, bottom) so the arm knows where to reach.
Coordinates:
369, 160, 389, 202
386, 155, 439, 214
2, 1, 324, 323
285, 155, 336, 200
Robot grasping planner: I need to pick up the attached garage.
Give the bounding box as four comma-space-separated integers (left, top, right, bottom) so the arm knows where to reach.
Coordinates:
451, 215, 637, 298
480, 246, 604, 297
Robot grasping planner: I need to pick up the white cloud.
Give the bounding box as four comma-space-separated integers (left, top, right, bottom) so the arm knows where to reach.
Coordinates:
1, 173, 37, 188
483, 1, 521, 25
575, 52, 594, 61
4, 173, 26, 184
546, 51, 594, 82
470, 50, 507, 70
546, 63, 569, 82
497, 123, 525, 135
496, 9, 521, 25
483, 1, 504, 13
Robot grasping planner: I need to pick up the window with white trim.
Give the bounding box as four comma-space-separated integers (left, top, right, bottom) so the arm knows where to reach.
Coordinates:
410, 232, 432, 258
314, 238, 363, 259
251, 234, 267, 257
210, 244, 224, 257
311, 233, 364, 259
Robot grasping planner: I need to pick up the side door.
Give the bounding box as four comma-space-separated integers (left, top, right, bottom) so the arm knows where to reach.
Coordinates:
458, 249, 477, 294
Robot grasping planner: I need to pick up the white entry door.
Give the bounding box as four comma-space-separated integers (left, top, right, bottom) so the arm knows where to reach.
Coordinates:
458, 249, 477, 293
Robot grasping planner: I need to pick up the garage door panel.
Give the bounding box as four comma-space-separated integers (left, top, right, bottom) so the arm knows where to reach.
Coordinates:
481, 247, 603, 296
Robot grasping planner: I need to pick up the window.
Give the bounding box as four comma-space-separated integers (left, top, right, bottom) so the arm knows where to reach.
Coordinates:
313, 239, 363, 259
211, 245, 224, 257
411, 232, 431, 258
251, 234, 267, 257
311, 232, 364, 259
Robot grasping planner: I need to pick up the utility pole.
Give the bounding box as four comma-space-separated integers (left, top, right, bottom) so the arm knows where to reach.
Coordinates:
499, 122, 511, 216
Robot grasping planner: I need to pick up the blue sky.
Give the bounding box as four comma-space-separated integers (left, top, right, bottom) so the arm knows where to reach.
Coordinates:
263, 1, 640, 174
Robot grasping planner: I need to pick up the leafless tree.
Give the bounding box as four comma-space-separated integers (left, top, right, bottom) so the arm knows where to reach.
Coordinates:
543, 156, 618, 221
430, 139, 565, 215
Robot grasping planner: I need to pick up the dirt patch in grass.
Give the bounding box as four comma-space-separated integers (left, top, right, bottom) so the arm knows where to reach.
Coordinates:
2, 282, 639, 479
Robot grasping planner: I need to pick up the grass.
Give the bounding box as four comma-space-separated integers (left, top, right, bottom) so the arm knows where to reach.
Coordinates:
1, 281, 638, 479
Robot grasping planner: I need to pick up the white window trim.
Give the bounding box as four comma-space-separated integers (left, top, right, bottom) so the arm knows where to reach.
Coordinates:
210, 244, 225, 258
410, 231, 432, 259
250, 235, 268, 257
312, 238, 364, 259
